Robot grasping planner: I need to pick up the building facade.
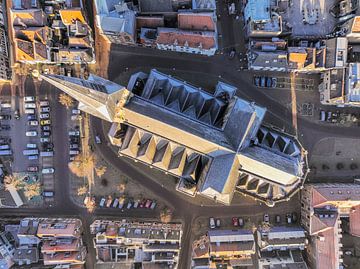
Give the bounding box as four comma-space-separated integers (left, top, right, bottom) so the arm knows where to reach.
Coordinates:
90, 219, 182, 268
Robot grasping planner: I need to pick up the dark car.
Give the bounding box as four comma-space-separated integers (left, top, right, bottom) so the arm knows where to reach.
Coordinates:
228, 48, 236, 59
0, 137, 10, 144
41, 131, 51, 137
27, 115, 36, 121
41, 125, 51, 131
254, 76, 260, 86
0, 115, 11, 120
0, 125, 10, 130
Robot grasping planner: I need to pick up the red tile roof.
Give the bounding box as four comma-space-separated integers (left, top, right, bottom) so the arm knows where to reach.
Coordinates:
178, 12, 216, 31
350, 204, 360, 236
313, 227, 338, 269
156, 28, 216, 50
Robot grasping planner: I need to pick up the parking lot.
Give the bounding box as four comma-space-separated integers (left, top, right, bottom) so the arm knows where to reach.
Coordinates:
192, 211, 300, 238
0, 93, 55, 206
253, 75, 316, 91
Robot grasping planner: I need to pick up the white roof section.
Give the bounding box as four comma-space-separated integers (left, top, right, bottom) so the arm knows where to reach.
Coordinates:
208, 229, 254, 243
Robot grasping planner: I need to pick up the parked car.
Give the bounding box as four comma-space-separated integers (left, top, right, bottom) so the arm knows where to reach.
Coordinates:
28, 155, 38, 160
254, 76, 260, 86
43, 191, 54, 197
228, 48, 236, 59
40, 119, 51, 126
26, 143, 37, 149
69, 130, 80, 136
24, 109, 35, 114
41, 125, 51, 131
27, 166, 38, 172
112, 199, 119, 208
216, 219, 221, 228
209, 217, 216, 229
27, 115, 36, 120
14, 109, 20, 120
95, 135, 101, 144
106, 198, 113, 208
41, 131, 51, 137
232, 217, 239, 227
40, 107, 50, 113
40, 101, 49, 107
27, 120, 38, 126
0, 115, 11, 120
133, 200, 139, 208
320, 110, 326, 121
150, 201, 157, 210
145, 199, 152, 208
99, 197, 106, 207
69, 144, 79, 149
263, 214, 270, 223
40, 137, 50, 143
25, 131, 37, 137
266, 77, 272, 88
0, 125, 10, 130
24, 96, 35, 102
24, 103, 36, 109
127, 201, 133, 209
42, 168, 55, 174
238, 218, 244, 227
271, 77, 277, 88
40, 113, 50, 119
72, 109, 81, 115
139, 199, 146, 208
0, 137, 10, 144
260, 76, 266, 87
42, 167, 54, 174
275, 215, 281, 223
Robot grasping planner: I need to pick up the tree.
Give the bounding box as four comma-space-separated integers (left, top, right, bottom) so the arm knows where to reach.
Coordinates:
77, 186, 88, 196
24, 183, 41, 200
68, 154, 95, 177
85, 198, 96, 213
4, 175, 24, 190
95, 166, 107, 177
58, 93, 74, 109
160, 207, 173, 223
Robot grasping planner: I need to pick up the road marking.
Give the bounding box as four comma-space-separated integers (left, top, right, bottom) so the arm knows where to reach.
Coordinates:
290, 72, 298, 135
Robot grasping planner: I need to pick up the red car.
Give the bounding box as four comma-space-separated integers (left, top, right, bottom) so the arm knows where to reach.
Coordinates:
27, 166, 38, 172
145, 199, 152, 208
232, 217, 239, 227
139, 199, 146, 208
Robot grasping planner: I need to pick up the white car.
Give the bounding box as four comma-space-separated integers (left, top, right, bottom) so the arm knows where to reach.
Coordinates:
27, 120, 38, 126
69, 130, 80, 136
72, 109, 80, 115
209, 217, 216, 229
42, 168, 55, 174
24, 103, 36, 109
24, 96, 35, 102
25, 131, 37, 137
40, 113, 50, 119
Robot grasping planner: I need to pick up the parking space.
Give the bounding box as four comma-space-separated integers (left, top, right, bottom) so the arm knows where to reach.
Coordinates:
253, 75, 316, 91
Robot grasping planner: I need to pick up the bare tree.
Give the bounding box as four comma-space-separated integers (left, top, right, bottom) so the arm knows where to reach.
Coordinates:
160, 207, 173, 223
77, 186, 88, 196
4, 175, 24, 191
95, 166, 107, 177
24, 183, 41, 200
69, 154, 95, 177
58, 93, 74, 109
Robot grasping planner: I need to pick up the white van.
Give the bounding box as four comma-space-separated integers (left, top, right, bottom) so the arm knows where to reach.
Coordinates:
40, 101, 49, 107
24, 103, 36, 109
24, 96, 35, 102
25, 109, 35, 114
25, 131, 37, 137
